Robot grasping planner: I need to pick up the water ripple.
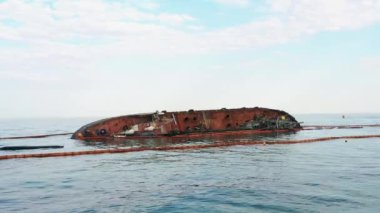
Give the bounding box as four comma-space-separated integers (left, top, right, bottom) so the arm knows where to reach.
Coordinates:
1, 115, 380, 212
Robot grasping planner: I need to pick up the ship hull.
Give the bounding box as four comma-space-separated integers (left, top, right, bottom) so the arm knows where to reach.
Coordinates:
72, 107, 301, 141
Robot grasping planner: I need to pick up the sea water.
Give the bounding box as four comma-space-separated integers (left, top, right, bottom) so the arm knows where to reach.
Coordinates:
0, 114, 380, 212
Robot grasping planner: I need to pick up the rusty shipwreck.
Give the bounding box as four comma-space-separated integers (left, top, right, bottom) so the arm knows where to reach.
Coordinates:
72, 107, 301, 141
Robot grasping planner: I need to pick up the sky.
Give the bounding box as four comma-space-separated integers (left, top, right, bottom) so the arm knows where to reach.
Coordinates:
0, 0, 380, 118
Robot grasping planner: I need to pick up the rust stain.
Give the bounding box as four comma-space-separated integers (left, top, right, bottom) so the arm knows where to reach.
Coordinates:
72, 107, 301, 141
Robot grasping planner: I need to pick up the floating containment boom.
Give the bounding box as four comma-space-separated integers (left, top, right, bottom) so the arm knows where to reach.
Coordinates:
0, 146, 64, 151
72, 107, 301, 141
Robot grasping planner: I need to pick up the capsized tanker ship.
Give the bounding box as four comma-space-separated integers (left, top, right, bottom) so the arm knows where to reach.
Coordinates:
72, 107, 301, 141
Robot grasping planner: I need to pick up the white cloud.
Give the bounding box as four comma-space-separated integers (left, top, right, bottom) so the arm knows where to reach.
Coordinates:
213, 0, 250, 7
0, 0, 196, 42
201, 0, 380, 50
267, 0, 380, 31
1, 0, 380, 81
158, 13, 195, 26
135, 1, 160, 10
1, 0, 380, 52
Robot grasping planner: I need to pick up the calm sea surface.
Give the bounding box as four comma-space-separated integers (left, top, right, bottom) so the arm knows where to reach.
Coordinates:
0, 114, 380, 212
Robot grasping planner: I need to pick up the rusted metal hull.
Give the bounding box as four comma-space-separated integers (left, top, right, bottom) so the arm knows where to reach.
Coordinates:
72, 107, 301, 141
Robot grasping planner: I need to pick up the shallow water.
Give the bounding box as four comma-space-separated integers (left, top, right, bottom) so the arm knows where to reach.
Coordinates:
0, 114, 380, 212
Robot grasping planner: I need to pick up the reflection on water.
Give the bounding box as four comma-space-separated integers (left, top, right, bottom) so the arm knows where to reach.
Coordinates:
0, 114, 380, 212
83, 131, 299, 149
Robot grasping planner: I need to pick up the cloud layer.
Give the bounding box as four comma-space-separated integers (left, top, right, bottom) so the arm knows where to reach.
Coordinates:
1, 0, 380, 52
0, 0, 380, 116
1, 0, 380, 81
